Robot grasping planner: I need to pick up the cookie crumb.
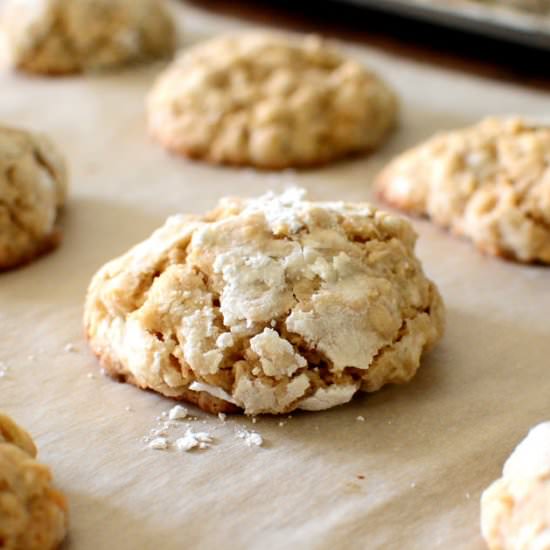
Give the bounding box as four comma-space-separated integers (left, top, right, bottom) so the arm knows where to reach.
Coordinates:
168, 405, 188, 420
148, 437, 169, 450
175, 429, 213, 452
236, 429, 263, 447
356, 415, 365, 422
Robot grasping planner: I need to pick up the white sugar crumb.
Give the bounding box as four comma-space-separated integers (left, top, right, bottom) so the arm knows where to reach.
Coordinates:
150, 426, 168, 437
125, 406, 133, 412
64, 343, 77, 352
175, 429, 213, 452
356, 415, 365, 422
215, 332, 234, 349
27, 354, 35, 361
148, 437, 169, 450
0, 362, 9, 378
278, 421, 286, 427
410, 482, 417, 488
168, 405, 188, 420
236, 429, 263, 447
465, 492, 471, 500
218, 413, 226, 422
86, 372, 95, 379
251, 417, 257, 424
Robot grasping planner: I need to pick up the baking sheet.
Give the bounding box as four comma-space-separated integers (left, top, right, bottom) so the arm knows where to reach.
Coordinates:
337, 0, 550, 50
1, 3, 550, 549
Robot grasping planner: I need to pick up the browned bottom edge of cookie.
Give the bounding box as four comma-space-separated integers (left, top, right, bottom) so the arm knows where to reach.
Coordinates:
376, 186, 549, 266
149, 127, 393, 172
85, 333, 242, 415
0, 229, 62, 272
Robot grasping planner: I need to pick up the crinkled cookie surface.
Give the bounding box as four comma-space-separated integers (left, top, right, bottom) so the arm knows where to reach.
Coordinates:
147, 32, 398, 169
481, 422, 550, 550
0, 413, 68, 550
0, 126, 67, 271
376, 117, 550, 264
0, 0, 176, 75
84, 190, 444, 415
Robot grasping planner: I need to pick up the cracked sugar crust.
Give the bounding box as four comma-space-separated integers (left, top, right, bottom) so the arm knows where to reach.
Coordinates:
481, 422, 550, 550
146, 32, 398, 169
376, 117, 550, 264
0, 414, 68, 550
84, 189, 444, 415
0, 126, 67, 271
0, 0, 176, 75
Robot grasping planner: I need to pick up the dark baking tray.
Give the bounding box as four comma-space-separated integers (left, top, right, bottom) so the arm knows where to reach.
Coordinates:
333, 0, 550, 50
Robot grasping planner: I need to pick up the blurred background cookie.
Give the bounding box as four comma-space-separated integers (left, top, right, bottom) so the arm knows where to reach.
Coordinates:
147, 32, 398, 169
0, 0, 176, 75
0, 126, 67, 271
481, 422, 550, 550
0, 413, 68, 550
376, 117, 550, 264
84, 189, 443, 415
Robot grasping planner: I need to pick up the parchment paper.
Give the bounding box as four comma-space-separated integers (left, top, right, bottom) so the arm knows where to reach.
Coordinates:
1, 3, 549, 549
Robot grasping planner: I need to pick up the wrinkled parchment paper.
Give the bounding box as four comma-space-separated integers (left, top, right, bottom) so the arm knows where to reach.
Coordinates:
1, 3, 549, 549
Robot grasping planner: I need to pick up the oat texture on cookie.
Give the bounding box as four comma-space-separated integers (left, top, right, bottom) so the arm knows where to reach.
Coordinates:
84, 189, 444, 415
0, 0, 176, 75
376, 117, 550, 264
146, 32, 398, 169
0, 126, 67, 271
481, 422, 550, 550
0, 413, 68, 550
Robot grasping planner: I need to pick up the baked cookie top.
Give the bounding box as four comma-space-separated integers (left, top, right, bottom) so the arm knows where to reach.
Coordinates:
0, 414, 68, 550
0, 126, 67, 271
0, 0, 176, 75
481, 422, 550, 550
147, 32, 398, 169
376, 117, 550, 264
84, 189, 444, 415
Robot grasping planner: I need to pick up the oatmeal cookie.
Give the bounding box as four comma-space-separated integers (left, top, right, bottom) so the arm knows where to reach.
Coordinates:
0, 413, 68, 550
0, 125, 67, 271
376, 117, 550, 264
481, 422, 550, 550
0, 0, 176, 75
146, 32, 398, 169
84, 189, 444, 415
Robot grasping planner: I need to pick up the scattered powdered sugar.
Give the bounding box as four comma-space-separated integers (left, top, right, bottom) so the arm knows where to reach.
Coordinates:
148, 437, 169, 450
175, 429, 213, 452
168, 405, 189, 420
236, 429, 263, 447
